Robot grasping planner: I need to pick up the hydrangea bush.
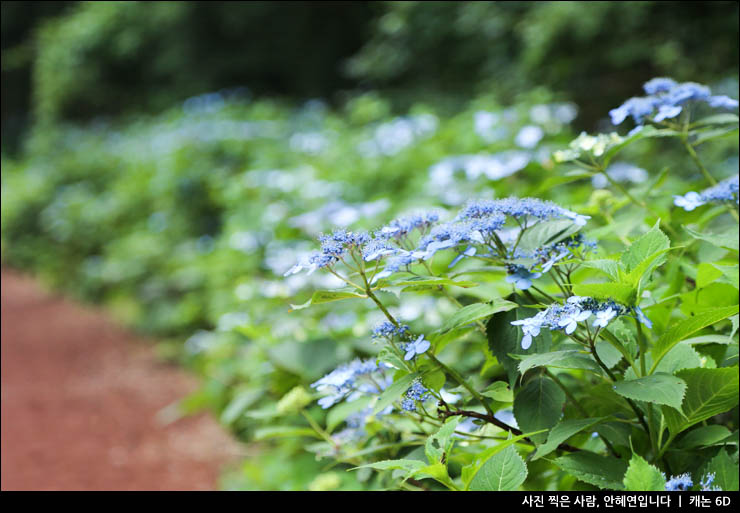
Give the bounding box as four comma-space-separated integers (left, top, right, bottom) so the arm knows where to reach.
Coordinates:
2, 78, 737, 490
283, 78, 739, 491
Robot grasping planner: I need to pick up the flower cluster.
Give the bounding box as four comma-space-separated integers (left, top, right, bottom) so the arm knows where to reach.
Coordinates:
553, 132, 625, 163
372, 321, 410, 339
664, 472, 722, 492
674, 174, 739, 211
511, 297, 650, 350
505, 234, 595, 289
284, 229, 370, 275
401, 380, 430, 412
610, 78, 739, 127
311, 358, 392, 409
664, 473, 693, 491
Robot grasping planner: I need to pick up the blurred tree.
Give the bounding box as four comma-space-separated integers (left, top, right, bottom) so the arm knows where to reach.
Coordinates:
347, 1, 740, 128
1, 1, 73, 152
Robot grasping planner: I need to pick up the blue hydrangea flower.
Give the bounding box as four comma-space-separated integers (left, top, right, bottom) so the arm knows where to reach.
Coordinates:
401, 380, 430, 411
505, 265, 542, 290
611, 78, 738, 127
448, 246, 477, 268
643, 77, 678, 95
558, 309, 592, 334
665, 473, 693, 491
700, 472, 722, 491
634, 306, 653, 329
673, 191, 705, 211
372, 321, 409, 339
403, 335, 431, 360
311, 358, 391, 409
674, 175, 739, 211
592, 307, 617, 328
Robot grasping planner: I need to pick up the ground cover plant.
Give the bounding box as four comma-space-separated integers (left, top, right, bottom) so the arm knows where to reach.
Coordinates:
1, 76, 738, 491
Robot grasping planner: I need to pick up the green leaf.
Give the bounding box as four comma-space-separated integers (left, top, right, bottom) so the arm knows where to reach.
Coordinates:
438, 298, 517, 333
701, 449, 739, 491
621, 222, 670, 274
624, 247, 673, 291
533, 417, 605, 461
612, 373, 687, 411
663, 367, 740, 436
518, 219, 582, 254
518, 350, 602, 375
488, 304, 552, 386
572, 282, 636, 305
372, 372, 420, 415
713, 264, 739, 291
481, 381, 513, 402
425, 417, 460, 464
513, 377, 566, 444
393, 276, 478, 292
553, 452, 628, 490
675, 425, 732, 450
352, 459, 425, 473
254, 426, 320, 440
468, 446, 528, 491
693, 126, 739, 145
691, 113, 739, 126
685, 226, 739, 251
462, 430, 542, 488
623, 454, 666, 491
594, 339, 623, 369
651, 305, 740, 372
290, 289, 365, 310
422, 369, 446, 392
581, 259, 623, 281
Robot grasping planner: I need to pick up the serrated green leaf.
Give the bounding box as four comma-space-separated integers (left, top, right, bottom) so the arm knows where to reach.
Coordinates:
468, 446, 528, 491
518, 350, 602, 375
623, 454, 666, 491
425, 417, 460, 464
533, 417, 605, 461
651, 306, 739, 372
701, 449, 739, 491
663, 367, 740, 436
372, 372, 420, 415
422, 369, 446, 392
513, 377, 566, 445
461, 430, 542, 488
553, 452, 628, 490
438, 298, 517, 333
621, 223, 670, 274
612, 373, 687, 411
581, 259, 623, 281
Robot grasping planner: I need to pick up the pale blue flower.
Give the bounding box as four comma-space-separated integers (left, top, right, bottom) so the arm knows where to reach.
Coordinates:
404, 335, 431, 360
593, 307, 617, 328
558, 309, 592, 334
634, 306, 653, 329
665, 473, 693, 491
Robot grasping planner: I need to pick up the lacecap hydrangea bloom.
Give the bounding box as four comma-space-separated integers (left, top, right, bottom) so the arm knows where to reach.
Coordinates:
511, 296, 650, 350
610, 78, 739, 127
311, 358, 392, 408
673, 174, 739, 211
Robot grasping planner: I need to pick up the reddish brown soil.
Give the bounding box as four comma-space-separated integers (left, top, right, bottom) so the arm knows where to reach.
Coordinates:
1, 269, 242, 491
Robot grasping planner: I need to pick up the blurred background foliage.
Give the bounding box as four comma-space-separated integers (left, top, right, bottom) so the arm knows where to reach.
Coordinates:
2, 1, 738, 152
1, 1, 738, 491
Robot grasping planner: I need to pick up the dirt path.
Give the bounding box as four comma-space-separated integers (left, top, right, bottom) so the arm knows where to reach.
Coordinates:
1, 269, 242, 490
